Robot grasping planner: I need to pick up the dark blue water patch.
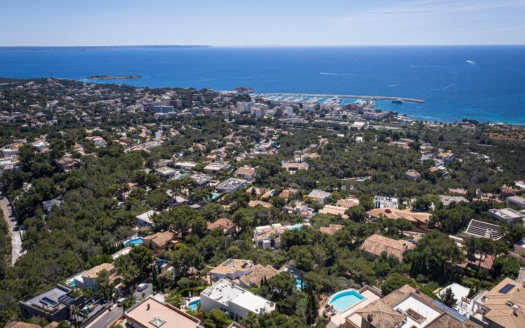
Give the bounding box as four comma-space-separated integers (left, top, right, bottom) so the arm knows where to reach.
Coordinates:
0, 46, 524, 125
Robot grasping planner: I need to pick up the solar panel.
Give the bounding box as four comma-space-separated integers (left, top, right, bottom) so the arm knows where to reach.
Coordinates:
498, 283, 515, 294
431, 300, 468, 322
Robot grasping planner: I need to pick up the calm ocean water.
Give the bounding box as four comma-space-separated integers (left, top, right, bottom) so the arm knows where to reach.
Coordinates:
1, 46, 524, 125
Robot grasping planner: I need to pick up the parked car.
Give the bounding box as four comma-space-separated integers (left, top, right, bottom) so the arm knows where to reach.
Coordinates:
137, 283, 148, 292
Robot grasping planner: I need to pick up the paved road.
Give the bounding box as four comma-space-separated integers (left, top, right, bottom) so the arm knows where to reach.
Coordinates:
84, 305, 124, 328
0, 192, 25, 265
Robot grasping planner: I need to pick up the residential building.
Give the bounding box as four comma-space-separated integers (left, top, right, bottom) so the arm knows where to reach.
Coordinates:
216, 178, 248, 194
142, 231, 178, 251
125, 296, 203, 328
235, 165, 256, 180
336, 197, 360, 208
468, 277, 525, 328
136, 210, 159, 228
42, 196, 64, 214
204, 163, 231, 175
77, 263, 120, 291
281, 161, 309, 172
278, 188, 298, 202
282, 200, 314, 219
210, 259, 254, 282
488, 208, 525, 223
308, 189, 332, 204
440, 195, 469, 206
200, 279, 275, 321
248, 200, 273, 209
190, 173, 214, 189
319, 205, 349, 218
435, 283, 471, 310
19, 284, 84, 322
346, 284, 481, 328
207, 218, 237, 235
507, 196, 525, 209
155, 166, 177, 181
363, 109, 389, 120
238, 264, 279, 288
5, 322, 47, 328
320, 224, 344, 235
405, 170, 421, 181
55, 156, 81, 172
438, 151, 456, 164
464, 219, 502, 240
366, 208, 431, 227
253, 223, 308, 249
374, 196, 399, 209
174, 161, 198, 171
360, 234, 415, 261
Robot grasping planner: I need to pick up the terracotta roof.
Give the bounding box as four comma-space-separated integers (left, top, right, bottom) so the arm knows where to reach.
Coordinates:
336, 198, 360, 208
143, 231, 177, 249
5, 323, 42, 328
278, 188, 298, 201
320, 224, 344, 235
210, 259, 254, 275
239, 264, 279, 287
426, 312, 481, 328
360, 234, 415, 261
248, 200, 273, 208
125, 296, 201, 328
481, 277, 525, 328
83, 263, 115, 279
319, 205, 348, 218
353, 299, 406, 328
235, 166, 255, 176
207, 218, 236, 231
366, 208, 431, 224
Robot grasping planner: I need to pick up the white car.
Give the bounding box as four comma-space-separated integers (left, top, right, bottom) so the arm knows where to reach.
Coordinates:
137, 283, 148, 292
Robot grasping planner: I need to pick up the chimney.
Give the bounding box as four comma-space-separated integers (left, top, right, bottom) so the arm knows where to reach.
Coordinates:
513, 305, 519, 316
367, 313, 373, 322
147, 303, 150, 311
416, 287, 421, 294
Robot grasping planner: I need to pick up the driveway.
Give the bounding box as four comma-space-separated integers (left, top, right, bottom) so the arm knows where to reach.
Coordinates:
0, 192, 25, 265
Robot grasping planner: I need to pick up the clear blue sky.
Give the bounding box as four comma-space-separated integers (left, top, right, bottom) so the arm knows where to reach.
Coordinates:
1, 0, 524, 46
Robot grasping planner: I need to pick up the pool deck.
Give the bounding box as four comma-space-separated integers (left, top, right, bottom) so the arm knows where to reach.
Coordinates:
328, 290, 380, 326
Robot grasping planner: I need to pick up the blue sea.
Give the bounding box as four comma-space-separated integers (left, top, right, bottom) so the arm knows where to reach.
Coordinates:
1, 46, 524, 125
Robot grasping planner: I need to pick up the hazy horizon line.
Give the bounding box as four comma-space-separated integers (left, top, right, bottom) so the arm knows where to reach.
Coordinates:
1, 44, 524, 49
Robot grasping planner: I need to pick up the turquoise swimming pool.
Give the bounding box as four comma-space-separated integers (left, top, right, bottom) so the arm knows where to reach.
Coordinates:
188, 299, 200, 311
124, 237, 143, 247
328, 289, 365, 312
289, 224, 302, 231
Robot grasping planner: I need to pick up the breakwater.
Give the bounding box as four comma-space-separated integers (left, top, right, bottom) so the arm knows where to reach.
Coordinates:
262, 93, 426, 103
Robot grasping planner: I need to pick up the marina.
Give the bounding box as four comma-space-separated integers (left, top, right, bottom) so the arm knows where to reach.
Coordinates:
260, 92, 425, 104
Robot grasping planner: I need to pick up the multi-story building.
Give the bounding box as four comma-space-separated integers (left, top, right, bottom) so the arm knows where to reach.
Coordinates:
200, 279, 275, 322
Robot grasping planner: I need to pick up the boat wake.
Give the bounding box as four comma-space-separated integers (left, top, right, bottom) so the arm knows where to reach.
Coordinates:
466, 60, 476, 65
320, 72, 349, 76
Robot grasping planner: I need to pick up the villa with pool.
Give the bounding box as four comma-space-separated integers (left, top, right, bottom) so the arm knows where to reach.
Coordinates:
325, 284, 481, 328
324, 285, 382, 327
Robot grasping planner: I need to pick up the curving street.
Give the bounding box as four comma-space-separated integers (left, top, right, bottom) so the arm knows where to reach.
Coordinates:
0, 191, 25, 265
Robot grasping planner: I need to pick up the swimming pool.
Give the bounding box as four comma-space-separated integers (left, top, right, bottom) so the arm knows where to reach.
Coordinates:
328, 289, 365, 313
188, 299, 200, 311
295, 278, 304, 290
124, 237, 143, 247
289, 224, 302, 231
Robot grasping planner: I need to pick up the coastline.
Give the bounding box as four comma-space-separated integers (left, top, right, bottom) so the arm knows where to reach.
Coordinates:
0, 46, 524, 125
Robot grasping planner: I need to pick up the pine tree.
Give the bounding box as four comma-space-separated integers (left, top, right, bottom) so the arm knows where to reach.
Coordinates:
305, 287, 318, 325
439, 287, 457, 308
